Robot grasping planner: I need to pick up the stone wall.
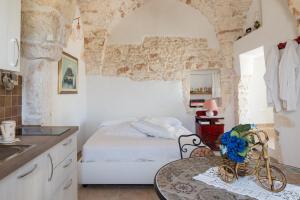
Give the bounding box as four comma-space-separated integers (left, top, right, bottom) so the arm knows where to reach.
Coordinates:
101, 36, 235, 112
79, 0, 253, 75
21, 0, 76, 125
77, 0, 253, 118
78, 0, 143, 74
21, 0, 254, 124
22, 0, 77, 61
103, 37, 221, 80
181, 0, 253, 69
76, 0, 253, 121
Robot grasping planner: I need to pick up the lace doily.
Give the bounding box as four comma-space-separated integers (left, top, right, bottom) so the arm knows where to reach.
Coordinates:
193, 167, 300, 200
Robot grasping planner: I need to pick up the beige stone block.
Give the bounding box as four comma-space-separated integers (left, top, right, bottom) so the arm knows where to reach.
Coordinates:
116, 66, 131, 76
216, 17, 245, 33
22, 0, 76, 20
21, 42, 63, 61
149, 64, 164, 72
84, 29, 107, 51
133, 63, 148, 72
22, 10, 63, 42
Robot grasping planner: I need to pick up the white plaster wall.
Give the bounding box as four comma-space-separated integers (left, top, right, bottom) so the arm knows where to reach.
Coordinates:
85, 76, 194, 140
247, 56, 274, 124
107, 0, 219, 49
234, 0, 300, 167
49, 15, 87, 150
244, 0, 262, 31
234, 0, 296, 63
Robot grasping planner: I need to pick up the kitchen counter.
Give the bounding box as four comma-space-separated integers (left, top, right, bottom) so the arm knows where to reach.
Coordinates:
0, 126, 78, 180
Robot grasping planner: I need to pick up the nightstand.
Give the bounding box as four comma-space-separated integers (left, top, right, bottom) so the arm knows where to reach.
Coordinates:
195, 115, 224, 151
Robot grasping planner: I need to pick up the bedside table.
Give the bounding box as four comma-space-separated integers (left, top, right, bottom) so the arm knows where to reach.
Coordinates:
195, 115, 224, 151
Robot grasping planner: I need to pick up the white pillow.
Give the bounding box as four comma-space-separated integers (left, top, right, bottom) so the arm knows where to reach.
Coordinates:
131, 120, 177, 139
143, 117, 182, 128
99, 121, 147, 138
98, 118, 137, 128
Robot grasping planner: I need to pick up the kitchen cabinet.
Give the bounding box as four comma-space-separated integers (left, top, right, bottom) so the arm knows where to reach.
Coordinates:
52, 170, 78, 200
15, 155, 47, 200
0, 133, 78, 200
0, 172, 15, 200
47, 134, 77, 200
0, 0, 21, 72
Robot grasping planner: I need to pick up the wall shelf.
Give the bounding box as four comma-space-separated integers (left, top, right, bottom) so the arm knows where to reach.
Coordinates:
190, 92, 212, 95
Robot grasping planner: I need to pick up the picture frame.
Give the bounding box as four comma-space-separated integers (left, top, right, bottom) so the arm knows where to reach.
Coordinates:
58, 52, 78, 94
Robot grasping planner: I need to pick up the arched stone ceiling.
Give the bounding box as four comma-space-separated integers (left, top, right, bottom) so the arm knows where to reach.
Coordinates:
78, 0, 143, 32
79, 0, 252, 34
78, 0, 253, 74
107, 0, 219, 47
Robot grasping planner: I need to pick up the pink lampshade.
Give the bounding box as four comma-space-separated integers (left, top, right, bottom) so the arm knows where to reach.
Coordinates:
203, 99, 218, 111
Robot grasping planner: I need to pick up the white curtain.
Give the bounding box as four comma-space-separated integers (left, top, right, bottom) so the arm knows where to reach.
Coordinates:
212, 71, 221, 98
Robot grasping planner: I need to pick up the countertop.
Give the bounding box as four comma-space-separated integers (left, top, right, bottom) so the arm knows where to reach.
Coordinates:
0, 126, 78, 181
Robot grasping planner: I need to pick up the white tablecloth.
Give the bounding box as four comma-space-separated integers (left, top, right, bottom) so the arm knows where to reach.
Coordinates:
193, 167, 300, 200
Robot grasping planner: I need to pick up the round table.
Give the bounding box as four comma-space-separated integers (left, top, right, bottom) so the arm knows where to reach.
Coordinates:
154, 157, 300, 200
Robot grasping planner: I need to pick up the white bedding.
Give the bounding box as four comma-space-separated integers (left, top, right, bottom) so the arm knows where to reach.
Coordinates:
82, 120, 191, 162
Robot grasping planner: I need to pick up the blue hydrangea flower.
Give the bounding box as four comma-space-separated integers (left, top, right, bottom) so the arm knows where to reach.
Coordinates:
221, 131, 231, 145
235, 137, 247, 152
227, 150, 245, 163
221, 134, 248, 163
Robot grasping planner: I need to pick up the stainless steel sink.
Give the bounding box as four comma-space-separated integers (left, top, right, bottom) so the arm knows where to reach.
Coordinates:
0, 145, 34, 162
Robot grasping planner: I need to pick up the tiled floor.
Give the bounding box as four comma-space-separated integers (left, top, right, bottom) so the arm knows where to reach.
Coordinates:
78, 185, 160, 200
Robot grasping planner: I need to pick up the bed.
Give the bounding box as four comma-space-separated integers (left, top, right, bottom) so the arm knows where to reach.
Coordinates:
78, 118, 192, 184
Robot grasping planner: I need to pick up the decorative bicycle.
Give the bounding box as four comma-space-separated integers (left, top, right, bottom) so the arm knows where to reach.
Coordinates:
219, 129, 287, 192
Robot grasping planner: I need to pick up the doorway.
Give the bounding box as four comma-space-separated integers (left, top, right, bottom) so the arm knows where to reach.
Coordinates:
238, 46, 280, 159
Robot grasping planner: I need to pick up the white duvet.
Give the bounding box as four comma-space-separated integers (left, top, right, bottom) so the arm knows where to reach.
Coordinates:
82, 120, 191, 162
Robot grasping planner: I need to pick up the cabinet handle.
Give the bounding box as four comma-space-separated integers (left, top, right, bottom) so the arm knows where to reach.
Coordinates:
63, 179, 73, 190
48, 154, 54, 182
17, 164, 38, 179
10, 38, 19, 67
63, 158, 73, 168
63, 138, 72, 146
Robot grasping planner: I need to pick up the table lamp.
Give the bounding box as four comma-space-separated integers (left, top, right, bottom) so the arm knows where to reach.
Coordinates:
203, 99, 218, 117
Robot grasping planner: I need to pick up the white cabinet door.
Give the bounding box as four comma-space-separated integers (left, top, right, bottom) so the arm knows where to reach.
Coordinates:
0, 0, 21, 71
15, 155, 47, 200
63, 170, 78, 200
0, 173, 16, 200
51, 170, 78, 200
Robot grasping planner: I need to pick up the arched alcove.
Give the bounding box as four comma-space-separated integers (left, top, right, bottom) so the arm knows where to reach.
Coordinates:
107, 0, 219, 49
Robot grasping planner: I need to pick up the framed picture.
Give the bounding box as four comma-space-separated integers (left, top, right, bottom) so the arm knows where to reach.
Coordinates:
58, 52, 78, 94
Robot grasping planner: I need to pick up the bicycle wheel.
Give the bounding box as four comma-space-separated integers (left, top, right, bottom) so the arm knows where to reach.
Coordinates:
257, 165, 287, 192
218, 165, 237, 183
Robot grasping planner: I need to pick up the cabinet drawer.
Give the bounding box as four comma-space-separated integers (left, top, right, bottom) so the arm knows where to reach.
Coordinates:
50, 150, 77, 191
49, 134, 77, 167
51, 169, 77, 200
61, 170, 77, 200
